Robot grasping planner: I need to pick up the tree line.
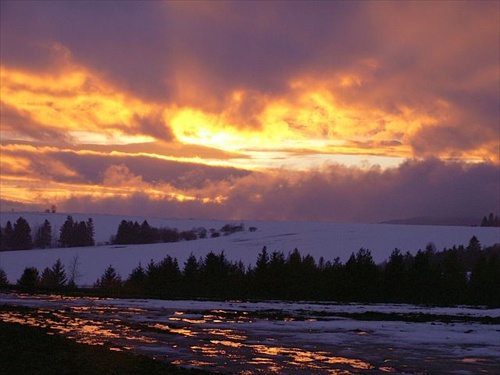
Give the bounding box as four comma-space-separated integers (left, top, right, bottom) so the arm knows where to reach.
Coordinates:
0, 216, 251, 251
2, 236, 499, 307
0, 216, 95, 251
112, 220, 247, 245
0, 257, 79, 290
480, 212, 500, 227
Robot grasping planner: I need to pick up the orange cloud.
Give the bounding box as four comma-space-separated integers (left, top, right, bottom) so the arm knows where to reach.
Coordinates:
0, 65, 168, 145
1, 1, 498, 220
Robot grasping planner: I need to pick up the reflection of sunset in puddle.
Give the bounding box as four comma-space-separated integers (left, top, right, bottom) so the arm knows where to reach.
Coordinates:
149, 323, 195, 337
461, 358, 487, 363
190, 344, 227, 357
173, 359, 216, 367
210, 339, 244, 348
170, 317, 207, 324
0, 307, 158, 348
0, 306, 394, 374
250, 344, 373, 370
202, 328, 247, 341
247, 357, 284, 373
1, 293, 499, 375
379, 366, 397, 372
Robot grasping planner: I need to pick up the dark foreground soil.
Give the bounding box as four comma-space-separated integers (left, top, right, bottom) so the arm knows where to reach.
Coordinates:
0, 319, 217, 375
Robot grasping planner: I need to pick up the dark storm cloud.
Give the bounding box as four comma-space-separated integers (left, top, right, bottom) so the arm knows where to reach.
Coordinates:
0, 1, 175, 101
61, 159, 500, 223
0, 1, 370, 105
132, 111, 173, 141
218, 159, 499, 222
164, 2, 370, 97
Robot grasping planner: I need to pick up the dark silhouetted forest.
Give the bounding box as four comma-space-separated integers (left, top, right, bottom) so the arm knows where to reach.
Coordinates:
0, 216, 246, 251
4, 236, 499, 307
0, 216, 95, 251
480, 213, 500, 227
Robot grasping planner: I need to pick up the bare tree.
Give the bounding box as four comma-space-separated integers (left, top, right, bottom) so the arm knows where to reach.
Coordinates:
67, 254, 82, 288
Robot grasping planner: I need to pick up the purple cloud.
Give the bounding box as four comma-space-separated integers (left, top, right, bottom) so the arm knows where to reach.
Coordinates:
60, 159, 499, 223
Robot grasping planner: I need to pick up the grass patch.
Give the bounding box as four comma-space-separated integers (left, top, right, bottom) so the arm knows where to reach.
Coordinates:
0, 315, 217, 375
189, 307, 500, 324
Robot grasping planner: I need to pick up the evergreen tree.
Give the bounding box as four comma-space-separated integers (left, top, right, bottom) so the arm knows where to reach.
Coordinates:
0, 226, 5, 251
321, 256, 344, 300
343, 248, 380, 301
227, 259, 247, 297
480, 213, 500, 227
12, 217, 33, 250
255, 246, 269, 276
468, 252, 500, 306
34, 219, 52, 249
17, 267, 39, 288
287, 248, 302, 273
200, 252, 229, 297
144, 256, 181, 295
300, 253, 320, 299
125, 263, 147, 292
183, 254, 200, 280
481, 216, 488, 227
160, 256, 182, 279
267, 251, 287, 298
139, 220, 154, 243
408, 247, 441, 303
59, 216, 75, 247
114, 220, 141, 244
252, 246, 269, 295
156, 256, 181, 293
94, 265, 122, 289
0, 268, 9, 286
114, 220, 130, 244
285, 248, 308, 299
40, 259, 68, 288
467, 236, 481, 252
182, 254, 201, 296
2, 221, 14, 250
439, 249, 466, 304
383, 248, 407, 302
40, 267, 55, 287
488, 213, 494, 225
51, 258, 67, 287
59, 216, 95, 247
131, 221, 141, 243
85, 218, 95, 246
75, 221, 88, 246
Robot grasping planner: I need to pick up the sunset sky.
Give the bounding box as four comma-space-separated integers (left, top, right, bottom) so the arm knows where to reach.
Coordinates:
1, 1, 499, 222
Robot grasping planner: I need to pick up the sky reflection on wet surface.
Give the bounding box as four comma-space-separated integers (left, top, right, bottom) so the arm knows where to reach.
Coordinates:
1, 293, 499, 374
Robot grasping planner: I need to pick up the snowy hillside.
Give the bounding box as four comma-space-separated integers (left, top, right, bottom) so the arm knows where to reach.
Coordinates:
1, 212, 499, 287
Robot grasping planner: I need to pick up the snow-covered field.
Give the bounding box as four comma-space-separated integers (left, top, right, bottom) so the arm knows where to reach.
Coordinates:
1, 293, 499, 374
0, 212, 499, 286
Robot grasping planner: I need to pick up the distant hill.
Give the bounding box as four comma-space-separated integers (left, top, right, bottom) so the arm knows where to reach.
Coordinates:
381, 216, 480, 227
